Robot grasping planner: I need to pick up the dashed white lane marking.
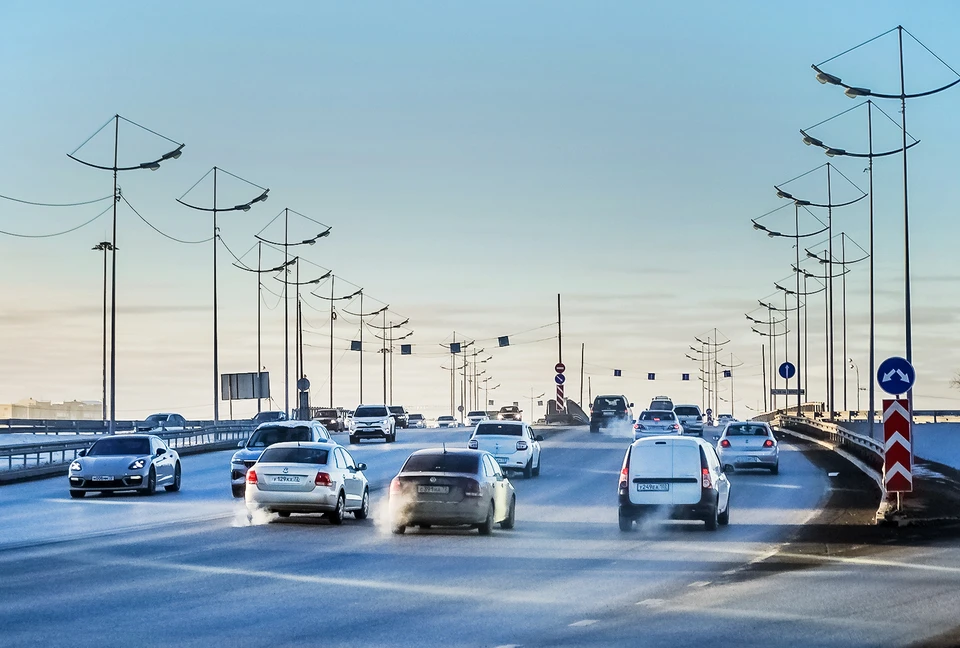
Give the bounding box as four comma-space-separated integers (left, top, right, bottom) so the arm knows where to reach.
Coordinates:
569, 619, 597, 627
495, 644, 521, 648
688, 581, 711, 588
636, 598, 665, 607
828, 472, 839, 477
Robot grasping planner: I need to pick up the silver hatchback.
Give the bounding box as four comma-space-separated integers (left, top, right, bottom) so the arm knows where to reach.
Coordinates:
717, 422, 779, 473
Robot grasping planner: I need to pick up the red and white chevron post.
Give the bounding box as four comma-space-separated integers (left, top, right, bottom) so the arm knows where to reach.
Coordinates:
556, 383, 565, 412
882, 398, 912, 493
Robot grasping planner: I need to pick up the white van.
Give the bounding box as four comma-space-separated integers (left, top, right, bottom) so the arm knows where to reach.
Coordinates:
617, 435, 731, 531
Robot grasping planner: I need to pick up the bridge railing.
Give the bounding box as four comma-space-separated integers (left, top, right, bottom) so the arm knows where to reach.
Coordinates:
773, 414, 883, 481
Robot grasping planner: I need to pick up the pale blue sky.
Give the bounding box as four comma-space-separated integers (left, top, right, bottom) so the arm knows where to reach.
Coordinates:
1, 1, 959, 418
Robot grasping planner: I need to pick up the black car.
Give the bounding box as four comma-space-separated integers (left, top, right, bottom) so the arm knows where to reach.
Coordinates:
388, 406, 409, 429
589, 395, 633, 433
252, 411, 287, 424
314, 408, 343, 432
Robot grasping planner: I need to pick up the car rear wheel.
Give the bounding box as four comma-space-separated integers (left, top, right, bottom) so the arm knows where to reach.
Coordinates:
590, 424, 599, 433
391, 522, 406, 534
140, 467, 157, 496
718, 501, 730, 526
232, 485, 245, 498
69, 490, 85, 499
477, 503, 495, 535
522, 458, 533, 479
770, 463, 779, 475
354, 489, 370, 520
704, 506, 719, 531
532, 456, 541, 477
165, 462, 181, 492
327, 492, 345, 525
500, 496, 516, 530
618, 506, 634, 532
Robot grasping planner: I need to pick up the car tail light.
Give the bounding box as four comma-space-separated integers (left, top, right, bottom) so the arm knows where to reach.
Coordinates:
315, 472, 332, 487
633, 423, 645, 430
464, 479, 482, 497
764, 439, 775, 448
670, 424, 680, 431
701, 467, 713, 489
390, 477, 402, 495
720, 439, 731, 448
246, 469, 258, 484
619, 449, 630, 494
516, 440, 528, 451
468, 439, 478, 449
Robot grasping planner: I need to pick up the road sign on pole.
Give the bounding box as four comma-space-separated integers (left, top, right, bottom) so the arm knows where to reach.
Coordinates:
555, 363, 565, 374
878, 357, 915, 395
778, 362, 796, 380
555, 374, 565, 385
882, 398, 913, 493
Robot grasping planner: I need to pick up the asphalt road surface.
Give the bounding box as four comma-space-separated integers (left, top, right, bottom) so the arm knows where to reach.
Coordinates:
1, 425, 958, 647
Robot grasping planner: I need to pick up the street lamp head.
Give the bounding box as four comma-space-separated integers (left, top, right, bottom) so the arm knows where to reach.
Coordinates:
775, 188, 794, 200
767, 231, 779, 238
234, 203, 252, 212
824, 148, 846, 157
752, 221, 767, 232
140, 161, 161, 171
813, 66, 842, 85
160, 144, 185, 161
252, 189, 269, 204
800, 131, 824, 147
795, 199, 812, 206
844, 87, 871, 98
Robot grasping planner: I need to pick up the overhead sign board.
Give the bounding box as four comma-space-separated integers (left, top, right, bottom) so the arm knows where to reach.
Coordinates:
221, 372, 270, 401
770, 388, 804, 396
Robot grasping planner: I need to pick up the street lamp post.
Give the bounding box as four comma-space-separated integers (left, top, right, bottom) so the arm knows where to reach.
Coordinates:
311, 276, 362, 407
178, 168, 268, 422
69, 115, 183, 433
92, 241, 116, 421
849, 358, 861, 416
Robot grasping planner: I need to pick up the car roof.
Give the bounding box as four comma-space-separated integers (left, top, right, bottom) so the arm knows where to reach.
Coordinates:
631, 435, 705, 448
356, 403, 388, 408
480, 419, 521, 425
147, 412, 178, 417
409, 447, 487, 457
254, 420, 317, 430
438, 415, 454, 419
262, 440, 337, 450
675, 404, 700, 408
103, 433, 158, 440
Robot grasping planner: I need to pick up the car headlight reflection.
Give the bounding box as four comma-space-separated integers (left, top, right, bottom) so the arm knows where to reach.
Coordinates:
128, 458, 147, 470
69, 460, 82, 472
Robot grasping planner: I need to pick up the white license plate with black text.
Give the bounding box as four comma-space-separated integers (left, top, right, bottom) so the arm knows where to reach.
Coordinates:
273, 476, 301, 483
417, 485, 449, 494
636, 483, 669, 492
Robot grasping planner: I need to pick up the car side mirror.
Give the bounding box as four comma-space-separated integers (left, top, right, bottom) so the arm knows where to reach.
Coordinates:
156, 448, 166, 456
629, 403, 634, 408
356, 463, 367, 471
238, 440, 245, 447
535, 435, 544, 442
78, 449, 86, 457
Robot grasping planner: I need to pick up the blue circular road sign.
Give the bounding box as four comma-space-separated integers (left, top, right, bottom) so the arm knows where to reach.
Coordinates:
555, 373, 566, 385
877, 356, 915, 395
778, 362, 796, 380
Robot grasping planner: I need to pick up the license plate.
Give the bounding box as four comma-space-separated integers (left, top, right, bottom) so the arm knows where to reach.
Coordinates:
273, 476, 301, 483
92, 476, 112, 481
636, 483, 669, 492
495, 457, 508, 465
417, 485, 449, 494
602, 410, 614, 415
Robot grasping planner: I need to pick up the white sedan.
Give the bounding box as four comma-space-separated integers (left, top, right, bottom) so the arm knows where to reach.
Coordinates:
245, 441, 370, 523
717, 421, 779, 474
468, 421, 542, 478
466, 411, 490, 426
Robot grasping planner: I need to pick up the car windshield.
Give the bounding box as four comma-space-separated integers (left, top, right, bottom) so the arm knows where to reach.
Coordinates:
594, 397, 626, 409
355, 406, 388, 417
144, 414, 167, 423
725, 424, 769, 437
649, 400, 673, 410
475, 422, 522, 436
402, 453, 480, 474
254, 412, 284, 421
388, 406, 404, 414
409, 414, 424, 421
674, 406, 700, 416
88, 437, 151, 456
500, 407, 519, 413
438, 416, 454, 421
316, 410, 337, 417
258, 447, 330, 464
467, 411, 486, 417
248, 425, 312, 447
639, 411, 676, 422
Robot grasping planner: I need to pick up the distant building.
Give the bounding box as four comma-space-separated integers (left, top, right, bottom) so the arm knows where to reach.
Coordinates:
0, 399, 103, 420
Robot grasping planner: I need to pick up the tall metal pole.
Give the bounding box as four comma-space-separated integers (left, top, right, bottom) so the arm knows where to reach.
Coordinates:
109, 116, 118, 434
730, 353, 735, 418
803, 274, 810, 405
101, 244, 108, 421
841, 233, 848, 413
295, 259, 300, 401
769, 313, 776, 410
382, 310, 387, 403
899, 25, 913, 376
824, 248, 829, 412
783, 292, 790, 410
827, 164, 835, 418
762, 344, 768, 411
389, 321, 394, 406
212, 168, 220, 422
359, 291, 364, 404
795, 205, 802, 415
867, 101, 877, 435
450, 332, 456, 416
329, 276, 335, 407
257, 241, 262, 413
579, 342, 585, 407
283, 208, 289, 417
557, 294, 562, 365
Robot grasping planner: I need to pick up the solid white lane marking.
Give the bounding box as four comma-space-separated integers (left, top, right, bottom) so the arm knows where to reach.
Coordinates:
828, 472, 839, 477
688, 581, 711, 588
636, 598, 665, 607
568, 620, 597, 627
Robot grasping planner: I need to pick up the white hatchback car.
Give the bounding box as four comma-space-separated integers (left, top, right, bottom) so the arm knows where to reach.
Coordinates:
618, 435, 731, 531
717, 421, 779, 474
245, 442, 370, 524
468, 421, 542, 479
633, 410, 683, 439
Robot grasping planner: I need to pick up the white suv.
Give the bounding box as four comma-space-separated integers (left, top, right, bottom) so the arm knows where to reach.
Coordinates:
349, 404, 396, 444
618, 435, 730, 531
466, 411, 489, 426
468, 421, 542, 479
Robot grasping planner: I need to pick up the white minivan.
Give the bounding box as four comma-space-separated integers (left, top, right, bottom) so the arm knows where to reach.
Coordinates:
617, 435, 731, 531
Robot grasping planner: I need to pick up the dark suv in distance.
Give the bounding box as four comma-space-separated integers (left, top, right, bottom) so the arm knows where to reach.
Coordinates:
590, 395, 633, 433
313, 408, 343, 432
388, 406, 409, 429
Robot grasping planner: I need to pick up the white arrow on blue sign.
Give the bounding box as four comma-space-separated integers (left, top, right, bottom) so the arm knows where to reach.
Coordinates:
555, 373, 566, 385
778, 362, 796, 380
877, 356, 915, 395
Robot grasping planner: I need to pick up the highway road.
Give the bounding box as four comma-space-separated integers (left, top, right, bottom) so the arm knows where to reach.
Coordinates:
1, 425, 958, 647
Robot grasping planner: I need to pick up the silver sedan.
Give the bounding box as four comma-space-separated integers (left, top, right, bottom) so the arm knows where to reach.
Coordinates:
717, 421, 779, 473
68, 434, 181, 497
388, 448, 516, 535
245, 442, 369, 524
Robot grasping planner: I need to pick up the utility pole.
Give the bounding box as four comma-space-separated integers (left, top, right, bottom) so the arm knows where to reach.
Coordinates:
579, 342, 585, 408
762, 344, 768, 411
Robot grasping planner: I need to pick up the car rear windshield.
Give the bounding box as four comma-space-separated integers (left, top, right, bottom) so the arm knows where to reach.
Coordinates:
674, 406, 700, 416
475, 423, 522, 436
144, 414, 168, 423
402, 453, 480, 474
355, 406, 388, 417
89, 437, 151, 456
725, 424, 769, 436
408, 414, 424, 420
248, 425, 312, 447
649, 400, 673, 409
388, 406, 404, 414
499, 406, 519, 413
316, 410, 337, 417
639, 411, 676, 421
467, 411, 486, 417
258, 447, 329, 464
438, 416, 454, 421
594, 397, 626, 409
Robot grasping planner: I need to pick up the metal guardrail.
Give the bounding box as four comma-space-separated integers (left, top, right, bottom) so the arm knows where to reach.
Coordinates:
0, 418, 241, 435
0, 422, 257, 475
773, 414, 884, 477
